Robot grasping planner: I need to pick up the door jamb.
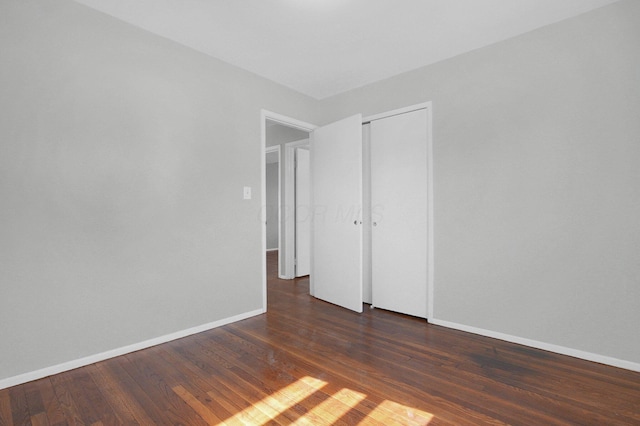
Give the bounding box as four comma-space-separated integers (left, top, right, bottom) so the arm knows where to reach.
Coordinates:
284, 139, 310, 279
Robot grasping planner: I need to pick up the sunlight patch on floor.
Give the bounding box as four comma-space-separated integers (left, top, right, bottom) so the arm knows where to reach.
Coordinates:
292, 387, 367, 424
363, 399, 435, 425
219, 376, 327, 425
174, 375, 434, 425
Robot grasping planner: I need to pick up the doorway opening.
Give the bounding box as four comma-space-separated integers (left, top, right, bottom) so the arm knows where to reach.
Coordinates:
261, 111, 316, 311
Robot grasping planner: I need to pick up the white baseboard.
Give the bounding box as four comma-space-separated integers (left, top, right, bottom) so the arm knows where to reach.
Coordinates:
430, 318, 640, 373
266, 248, 279, 252
0, 308, 265, 390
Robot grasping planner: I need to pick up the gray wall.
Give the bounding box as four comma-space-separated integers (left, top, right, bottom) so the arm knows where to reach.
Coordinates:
319, 0, 640, 364
266, 162, 279, 250
0, 0, 317, 381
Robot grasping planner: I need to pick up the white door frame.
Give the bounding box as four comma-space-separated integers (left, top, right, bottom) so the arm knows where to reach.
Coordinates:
265, 145, 281, 258
261, 110, 316, 311
294, 146, 311, 278
284, 139, 310, 279
363, 101, 434, 319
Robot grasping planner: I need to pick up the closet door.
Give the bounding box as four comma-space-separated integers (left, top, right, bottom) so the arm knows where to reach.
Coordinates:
310, 114, 363, 313
371, 109, 428, 318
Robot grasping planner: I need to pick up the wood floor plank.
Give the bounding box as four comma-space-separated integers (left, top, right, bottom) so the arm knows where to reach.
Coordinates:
22, 381, 45, 422
0, 389, 15, 426
53, 370, 110, 426
171, 385, 223, 425
28, 413, 48, 426
49, 375, 86, 426
121, 351, 208, 425
9, 386, 31, 426
86, 363, 141, 426
105, 358, 170, 425
34, 379, 66, 426
150, 346, 240, 423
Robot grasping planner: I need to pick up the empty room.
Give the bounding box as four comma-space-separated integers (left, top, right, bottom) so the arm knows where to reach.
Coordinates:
1, 0, 639, 424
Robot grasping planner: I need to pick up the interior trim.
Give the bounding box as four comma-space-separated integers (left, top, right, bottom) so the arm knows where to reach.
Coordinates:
430, 318, 640, 373
0, 308, 265, 390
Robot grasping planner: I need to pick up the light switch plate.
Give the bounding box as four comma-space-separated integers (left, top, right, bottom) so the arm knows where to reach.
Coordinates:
243, 186, 252, 200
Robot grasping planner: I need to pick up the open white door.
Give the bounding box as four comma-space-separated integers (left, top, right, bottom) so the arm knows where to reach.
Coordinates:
371, 108, 428, 318
310, 114, 363, 313
295, 148, 311, 277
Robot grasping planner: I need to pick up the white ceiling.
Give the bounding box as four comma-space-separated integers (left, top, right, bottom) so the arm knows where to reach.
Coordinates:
73, 0, 620, 100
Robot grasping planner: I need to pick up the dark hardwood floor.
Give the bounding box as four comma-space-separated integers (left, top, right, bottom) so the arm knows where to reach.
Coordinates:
1, 251, 639, 425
